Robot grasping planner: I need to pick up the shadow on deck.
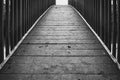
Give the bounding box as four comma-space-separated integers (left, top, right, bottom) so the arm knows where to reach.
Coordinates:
0, 5, 120, 80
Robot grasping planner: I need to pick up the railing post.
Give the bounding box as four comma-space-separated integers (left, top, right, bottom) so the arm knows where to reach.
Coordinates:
107, 0, 112, 50
97, 0, 100, 36
0, 0, 4, 63
111, 0, 117, 57
117, 0, 120, 63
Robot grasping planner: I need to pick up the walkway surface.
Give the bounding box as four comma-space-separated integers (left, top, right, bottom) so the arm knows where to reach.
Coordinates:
0, 5, 120, 80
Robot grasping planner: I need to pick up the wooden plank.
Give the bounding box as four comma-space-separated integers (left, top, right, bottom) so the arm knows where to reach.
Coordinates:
8, 56, 113, 64
14, 49, 107, 56
0, 63, 33, 74
32, 26, 90, 31
18, 44, 103, 50
0, 74, 31, 80
24, 35, 96, 40
0, 74, 120, 80
0, 62, 119, 74
31, 74, 120, 80
22, 39, 99, 44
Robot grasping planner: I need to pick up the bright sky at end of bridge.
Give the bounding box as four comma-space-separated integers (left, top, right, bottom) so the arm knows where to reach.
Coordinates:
56, 0, 68, 5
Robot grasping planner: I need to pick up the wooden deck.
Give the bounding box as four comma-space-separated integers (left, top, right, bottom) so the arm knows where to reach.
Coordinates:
0, 5, 120, 80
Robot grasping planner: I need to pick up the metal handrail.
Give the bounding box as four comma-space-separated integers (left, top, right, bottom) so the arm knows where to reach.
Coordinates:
69, 0, 120, 65
0, 0, 55, 66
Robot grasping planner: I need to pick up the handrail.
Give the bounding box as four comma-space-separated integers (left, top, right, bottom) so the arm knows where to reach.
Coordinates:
0, 0, 55, 66
69, 0, 120, 65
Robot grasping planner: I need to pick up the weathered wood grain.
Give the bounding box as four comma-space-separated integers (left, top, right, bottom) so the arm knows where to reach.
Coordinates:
0, 5, 120, 80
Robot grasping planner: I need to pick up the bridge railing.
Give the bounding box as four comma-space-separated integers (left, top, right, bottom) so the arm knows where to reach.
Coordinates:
0, 0, 55, 66
69, 0, 120, 65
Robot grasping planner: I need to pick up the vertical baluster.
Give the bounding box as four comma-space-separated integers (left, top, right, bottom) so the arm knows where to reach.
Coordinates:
105, 0, 109, 46
0, 0, 4, 63
94, 0, 96, 31
118, 0, 120, 63
25, 0, 27, 33
22, 0, 25, 36
10, 0, 14, 50
100, 0, 102, 39
17, 0, 20, 41
3, 0, 10, 57
111, 0, 117, 57
107, 0, 112, 50
116, 0, 120, 63
97, 0, 100, 36
101, 0, 105, 41
16, 0, 19, 45
20, 0, 22, 38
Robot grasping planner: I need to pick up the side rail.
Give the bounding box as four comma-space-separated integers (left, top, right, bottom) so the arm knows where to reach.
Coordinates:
69, 0, 120, 65
0, 0, 55, 65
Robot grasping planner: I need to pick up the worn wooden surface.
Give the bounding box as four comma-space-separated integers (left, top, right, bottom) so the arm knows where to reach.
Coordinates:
0, 5, 120, 80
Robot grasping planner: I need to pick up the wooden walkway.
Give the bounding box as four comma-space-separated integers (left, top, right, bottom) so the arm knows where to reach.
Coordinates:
0, 5, 120, 80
